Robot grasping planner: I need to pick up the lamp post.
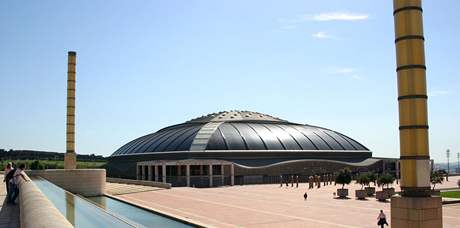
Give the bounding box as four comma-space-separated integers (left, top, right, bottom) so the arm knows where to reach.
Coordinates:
447, 149, 450, 181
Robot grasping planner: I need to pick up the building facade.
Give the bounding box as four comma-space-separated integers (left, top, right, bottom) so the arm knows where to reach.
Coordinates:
107, 111, 398, 187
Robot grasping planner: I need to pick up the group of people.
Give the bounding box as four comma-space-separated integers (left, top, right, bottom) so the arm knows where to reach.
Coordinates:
307, 174, 333, 189
3, 162, 27, 205
279, 174, 334, 189
280, 175, 300, 188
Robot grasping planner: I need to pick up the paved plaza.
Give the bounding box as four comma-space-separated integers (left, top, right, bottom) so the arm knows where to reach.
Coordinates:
117, 176, 460, 228
0, 175, 19, 228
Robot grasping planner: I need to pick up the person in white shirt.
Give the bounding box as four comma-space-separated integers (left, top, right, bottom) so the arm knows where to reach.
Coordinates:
9, 163, 26, 205
377, 210, 389, 227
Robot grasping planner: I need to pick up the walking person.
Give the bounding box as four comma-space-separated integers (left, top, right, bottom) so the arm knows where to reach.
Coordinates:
279, 175, 283, 187
377, 210, 389, 228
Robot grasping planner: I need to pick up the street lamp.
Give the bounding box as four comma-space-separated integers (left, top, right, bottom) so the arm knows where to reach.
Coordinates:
446, 149, 450, 181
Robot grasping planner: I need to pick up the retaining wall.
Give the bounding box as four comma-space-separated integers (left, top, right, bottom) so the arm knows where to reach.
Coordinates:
18, 173, 73, 228
27, 169, 106, 196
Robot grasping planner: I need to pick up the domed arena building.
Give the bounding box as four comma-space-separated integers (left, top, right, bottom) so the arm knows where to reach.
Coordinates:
107, 111, 397, 187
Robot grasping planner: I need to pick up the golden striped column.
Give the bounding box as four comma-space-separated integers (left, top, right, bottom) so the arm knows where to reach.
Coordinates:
65, 51, 77, 169
393, 0, 431, 197
391, 1, 442, 227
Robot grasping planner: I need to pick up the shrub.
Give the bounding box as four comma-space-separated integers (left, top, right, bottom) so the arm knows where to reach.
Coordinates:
335, 168, 352, 189
29, 160, 45, 170
356, 173, 370, 190
377, 173, 395, 189
368, 172, 377, 186
430, 171, 444, 190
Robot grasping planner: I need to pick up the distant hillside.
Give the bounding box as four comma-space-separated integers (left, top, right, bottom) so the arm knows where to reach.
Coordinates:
0, 149, 106, 161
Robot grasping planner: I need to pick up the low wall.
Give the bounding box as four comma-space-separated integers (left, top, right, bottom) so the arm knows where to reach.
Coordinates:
27, 169, 106, 196
18, 173, 73, 228
107, 177, 171, 189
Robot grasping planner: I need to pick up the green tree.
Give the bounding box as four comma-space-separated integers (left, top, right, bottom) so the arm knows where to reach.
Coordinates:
430, 171, 444, 190
368, 172, 377, 186
356, 173, 370, 190
377, 173, 395, 189
335, 168, 352, 189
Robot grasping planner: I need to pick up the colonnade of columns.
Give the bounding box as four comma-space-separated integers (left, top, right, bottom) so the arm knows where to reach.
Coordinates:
136, 160, 234, 187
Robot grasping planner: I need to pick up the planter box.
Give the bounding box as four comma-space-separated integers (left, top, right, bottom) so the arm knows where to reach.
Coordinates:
365, 187, 375, 196
355, 189, 367, 200
431, 190, 440, 196
337, 188, 348, 198
376, 191, 388, 201
383, 188, 395, 197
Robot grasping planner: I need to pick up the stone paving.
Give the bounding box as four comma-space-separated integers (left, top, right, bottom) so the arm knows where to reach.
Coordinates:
0, 175, 19, 228
117, 176, 460, 228
105, 182, 163, 195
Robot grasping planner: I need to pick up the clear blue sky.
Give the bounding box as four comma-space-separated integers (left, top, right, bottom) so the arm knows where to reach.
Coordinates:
1, 1, 459, 162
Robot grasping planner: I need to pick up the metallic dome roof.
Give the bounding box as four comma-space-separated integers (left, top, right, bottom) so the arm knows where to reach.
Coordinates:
111, 111, 368, 156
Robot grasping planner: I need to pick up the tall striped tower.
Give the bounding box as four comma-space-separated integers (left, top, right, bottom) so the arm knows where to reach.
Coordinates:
64, 51, 77, 169
391, 1, 442, 227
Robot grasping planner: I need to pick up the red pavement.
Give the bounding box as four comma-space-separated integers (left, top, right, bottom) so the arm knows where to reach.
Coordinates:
118, 176, 460, 228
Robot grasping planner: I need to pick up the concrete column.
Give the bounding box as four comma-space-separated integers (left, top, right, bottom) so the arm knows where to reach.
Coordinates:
140, 165, 145, 180
148, 165, 152, 181
162, 164, 167, 183
209, 164, 213, 187
64, 51, 77, 169
186, 164, 190, 187
221, 164, 225, 186
136, 165, 140, 180
154, 165, 159, 182
230, 164, 234, 186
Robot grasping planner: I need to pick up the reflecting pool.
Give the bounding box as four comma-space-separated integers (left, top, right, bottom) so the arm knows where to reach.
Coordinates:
87, 196, 194, 228
33, 177, 139, 227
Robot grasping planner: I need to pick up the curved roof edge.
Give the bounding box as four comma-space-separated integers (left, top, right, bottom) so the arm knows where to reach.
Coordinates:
234, 158, 381, 169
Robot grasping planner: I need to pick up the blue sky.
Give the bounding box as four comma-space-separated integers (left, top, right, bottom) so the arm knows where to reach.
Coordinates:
1, 1, 459, 162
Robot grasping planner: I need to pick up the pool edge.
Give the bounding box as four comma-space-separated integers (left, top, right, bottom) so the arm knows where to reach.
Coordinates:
105, 193, 211, 228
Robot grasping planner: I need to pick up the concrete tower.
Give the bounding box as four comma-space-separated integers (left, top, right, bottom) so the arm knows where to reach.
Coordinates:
391, 0, 442, 227
64, 51, 77, 169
